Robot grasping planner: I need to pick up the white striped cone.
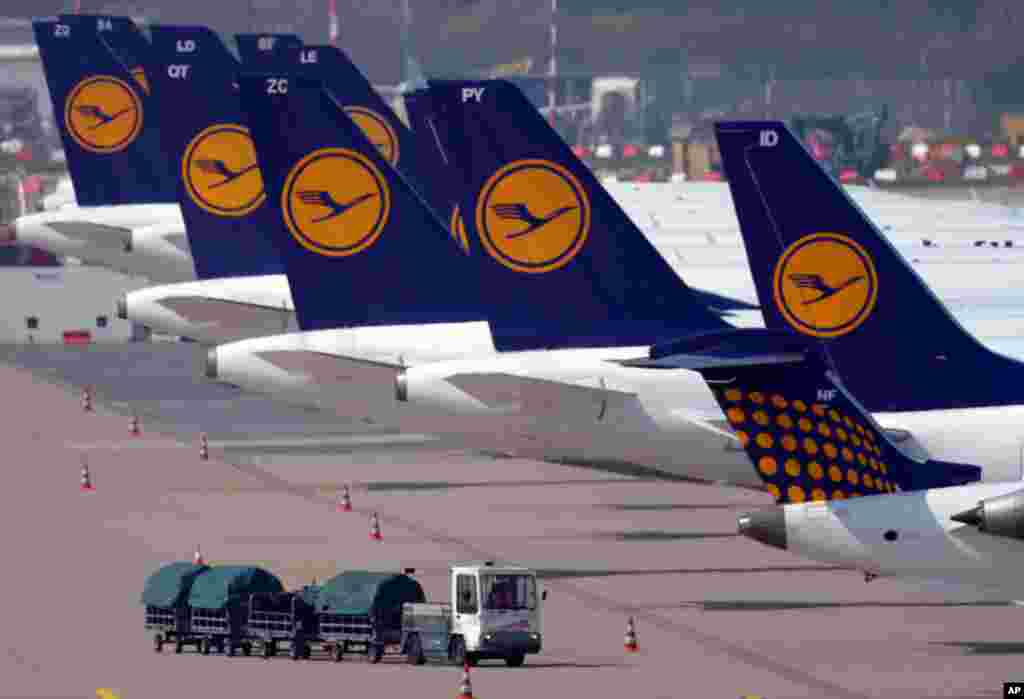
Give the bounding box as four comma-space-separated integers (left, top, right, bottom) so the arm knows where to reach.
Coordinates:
337, 485, 352, 512
370, 512, 382, 540
81, 386, 93, 412
199, 433, 209, 460
457, 661, 473, 698
129, 413, 140, 436
624, 616, 638, 652
80, 463, 93, 491
193, 545, 205, 566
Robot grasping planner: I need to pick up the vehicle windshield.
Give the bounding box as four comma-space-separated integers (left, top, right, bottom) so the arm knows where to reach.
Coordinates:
481, 574, 537, 611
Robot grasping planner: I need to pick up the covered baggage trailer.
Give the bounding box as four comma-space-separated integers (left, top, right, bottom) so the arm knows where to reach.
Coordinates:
186, 565, 284, 657
245, 585, 320, 659
305, 571, 425, 663
142, 562, 210, 654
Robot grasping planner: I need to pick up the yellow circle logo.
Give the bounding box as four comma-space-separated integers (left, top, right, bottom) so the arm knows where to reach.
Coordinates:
181, 124, 265, 217
773, 233, 878, 338
344, 107, 399, 166
64, 75, 143, 154
281, 147, 390, 257
474, 159, 591, 273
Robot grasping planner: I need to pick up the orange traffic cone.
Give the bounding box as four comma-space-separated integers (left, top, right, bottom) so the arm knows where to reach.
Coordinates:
80, 460, 94, 492
193, 545, 205, 566
456, 661, 474, 698
624, 616, 639, 652
129, 413, 140, 436
81, 386, 93, 412
337, 485, 352, 512
198, 433, 209, 460
370, 512, 382, 541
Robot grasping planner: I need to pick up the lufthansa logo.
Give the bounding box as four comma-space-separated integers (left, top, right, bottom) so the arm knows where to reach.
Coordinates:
181, 123, 265, 217
344, 107, 399, 166
281, 147, 390, 257
64, 75, 143, 154
474, 159, 590, 274
773, 233, 878, 338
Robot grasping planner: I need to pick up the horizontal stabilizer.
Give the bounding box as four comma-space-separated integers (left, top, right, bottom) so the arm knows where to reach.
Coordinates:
255, 351, 403, 385
447, 372, 637, 416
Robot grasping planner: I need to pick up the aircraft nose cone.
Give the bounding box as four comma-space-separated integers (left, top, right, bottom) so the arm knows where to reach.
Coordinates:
738, 508, 788, 551
115, 294, 127, 320
395, 371, 408, 402
205, 348, 218, 380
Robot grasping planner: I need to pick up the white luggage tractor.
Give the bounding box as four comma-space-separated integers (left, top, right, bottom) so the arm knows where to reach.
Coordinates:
401, 562, 544, 667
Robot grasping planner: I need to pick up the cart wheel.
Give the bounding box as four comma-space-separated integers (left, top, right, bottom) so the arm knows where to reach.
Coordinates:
262, 642, 272, 659
302, 644, 311, 660
268, 641, 278, 657
332, 644, 344, 663
505, 653, 525, 667
226, 643, 236, 657
406, 634, 425, 666
174, 640, 184, 654
241, 642, 252, 657
153, 634, 164, 653
291, 642, 302, 661
199, 638, 211, 656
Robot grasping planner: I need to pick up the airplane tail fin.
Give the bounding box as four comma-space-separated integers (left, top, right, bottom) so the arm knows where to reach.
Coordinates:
237, 73, 483, 331
59, 14, 151, 95
33, 16, 176, 206
146, 25, 282, 279
716, 121, 1024, 411
249, 44, 455, 224
632, 328, 983, 503
423, 80, 729, 350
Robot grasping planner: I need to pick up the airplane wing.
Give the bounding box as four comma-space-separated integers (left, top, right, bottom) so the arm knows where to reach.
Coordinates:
446, 372, 638, 419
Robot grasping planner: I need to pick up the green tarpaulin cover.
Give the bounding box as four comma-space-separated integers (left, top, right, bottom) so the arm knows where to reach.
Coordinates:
140, 562, 210, 607
187, 566, 284, 610
318, 572, 425, 615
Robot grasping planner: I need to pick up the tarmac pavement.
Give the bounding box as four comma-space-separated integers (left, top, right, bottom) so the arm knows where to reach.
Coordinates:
0, 345, 1020, 698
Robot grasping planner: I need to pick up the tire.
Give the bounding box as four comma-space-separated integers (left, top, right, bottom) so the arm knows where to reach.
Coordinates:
200, 638, 211, 656
450, 637, 466, 667
174, 640, 184, 654
291, 642, 302, 661
262, 642, 272, 659
505, 653, 525, 667
268, 641, 277, 657
466, 652, 478, 667
241, 642, 252, 657
226, 643, 236, 657
153, 634, 164, 653
332, 644, 344, 663
406, 634, 425, 666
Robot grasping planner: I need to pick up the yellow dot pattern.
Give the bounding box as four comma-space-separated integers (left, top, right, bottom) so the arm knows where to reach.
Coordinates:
784, 458, 801, 477
712, 381, 902, 505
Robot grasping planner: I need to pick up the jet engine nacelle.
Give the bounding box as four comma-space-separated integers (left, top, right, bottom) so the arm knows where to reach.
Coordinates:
953, 489, 1024, 540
